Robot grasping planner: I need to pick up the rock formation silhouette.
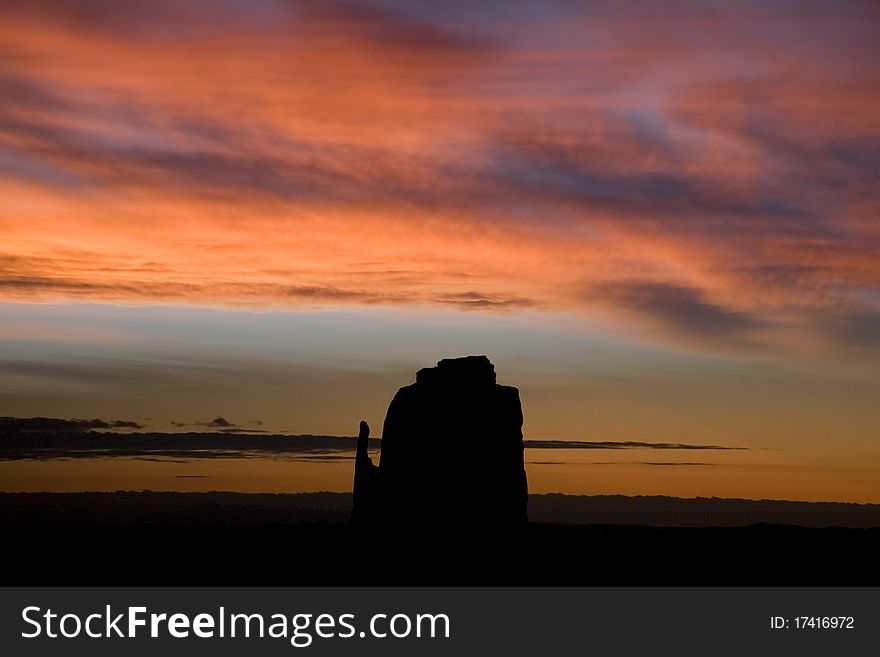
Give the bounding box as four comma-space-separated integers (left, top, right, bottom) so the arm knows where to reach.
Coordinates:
350, 419, 379, 524
352, 355, 528, 529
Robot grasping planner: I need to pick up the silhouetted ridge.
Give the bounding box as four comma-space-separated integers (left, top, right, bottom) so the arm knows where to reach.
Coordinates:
352, 355, 527, 529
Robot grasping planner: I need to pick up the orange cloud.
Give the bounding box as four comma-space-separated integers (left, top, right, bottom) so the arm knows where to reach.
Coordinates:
0, 1, 878, 355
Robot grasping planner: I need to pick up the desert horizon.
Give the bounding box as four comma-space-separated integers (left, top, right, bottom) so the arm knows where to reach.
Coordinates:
2, 412, 876, 505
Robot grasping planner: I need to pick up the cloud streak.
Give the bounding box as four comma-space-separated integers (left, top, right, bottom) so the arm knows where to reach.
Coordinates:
526, 440, 745, 451
0, 417, 747, 460
0, 416, 144, 432
0, 1, 877, 353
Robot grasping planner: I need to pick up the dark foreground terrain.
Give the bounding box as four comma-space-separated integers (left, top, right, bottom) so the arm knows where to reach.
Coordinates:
3, 492, 878, 585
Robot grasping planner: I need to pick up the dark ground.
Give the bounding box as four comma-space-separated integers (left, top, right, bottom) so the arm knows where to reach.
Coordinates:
3, 492, 878, 585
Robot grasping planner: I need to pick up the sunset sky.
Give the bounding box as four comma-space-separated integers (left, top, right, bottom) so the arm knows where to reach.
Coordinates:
1, 1, 878, 502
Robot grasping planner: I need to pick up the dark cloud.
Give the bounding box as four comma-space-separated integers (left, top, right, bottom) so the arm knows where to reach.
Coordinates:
637, 461, 714, 466
0, 358, 223, 389
489, 130, 827, 239
0, 430, 365, 461
431, 291, 538, 310
819, 311, 880, 349
204, 416, 234, 428
292, 0, 495, 58
176, 417, 271, 432
0, 0, 284, 40
109, 420, 143, 429
0, 273, 204, 300
12, 0, 501, 54
0, 423, 745, 460
0, 73, 74, 113
525, 440, 745, 451
282, 286, 395, 302
715, 111, 880, 192
0, 416, 143, 432
584, 281, 763, 340
529, 461, 716, 466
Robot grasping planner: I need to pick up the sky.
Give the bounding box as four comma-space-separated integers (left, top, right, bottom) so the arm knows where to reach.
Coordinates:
1, 1, 878, 501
